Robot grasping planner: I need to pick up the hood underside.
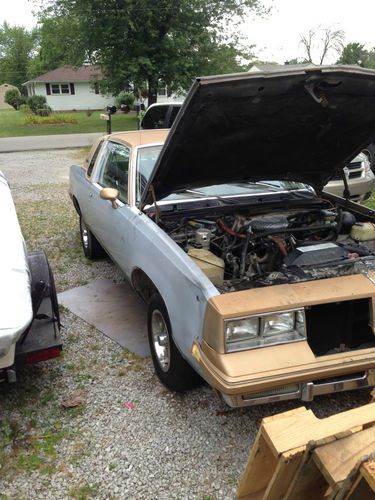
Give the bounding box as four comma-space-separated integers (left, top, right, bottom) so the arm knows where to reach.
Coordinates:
142, 66, 375, 204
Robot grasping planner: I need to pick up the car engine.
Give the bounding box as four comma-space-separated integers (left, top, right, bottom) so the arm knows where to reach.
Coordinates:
159, 206, 375, 292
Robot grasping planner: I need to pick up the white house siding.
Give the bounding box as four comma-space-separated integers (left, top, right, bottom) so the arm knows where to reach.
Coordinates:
30, 82, 115, 111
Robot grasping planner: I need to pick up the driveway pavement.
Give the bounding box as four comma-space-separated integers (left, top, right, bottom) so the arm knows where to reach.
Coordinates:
0, 132, 104, 153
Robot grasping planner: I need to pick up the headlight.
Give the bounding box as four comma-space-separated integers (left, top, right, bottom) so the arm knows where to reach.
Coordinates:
262, 311, 295, 336
225, 317, 259, 347
363, 157, 371, 173
224, 309, 306, 352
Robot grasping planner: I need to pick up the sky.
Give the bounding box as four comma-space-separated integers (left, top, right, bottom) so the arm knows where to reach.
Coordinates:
2, 0, 375, 64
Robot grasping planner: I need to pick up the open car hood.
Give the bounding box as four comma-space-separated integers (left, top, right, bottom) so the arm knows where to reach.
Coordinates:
142, 66, 375, 204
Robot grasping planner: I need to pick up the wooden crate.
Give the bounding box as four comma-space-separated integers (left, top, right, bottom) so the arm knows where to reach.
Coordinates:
237, 403, 375, 499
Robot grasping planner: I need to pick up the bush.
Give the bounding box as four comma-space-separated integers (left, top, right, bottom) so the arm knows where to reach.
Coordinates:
115, 92, 135, 108
35, 106, 52, 117
27, 95, 48, 113
5, 89, 26, 110
19, 104, 32, 114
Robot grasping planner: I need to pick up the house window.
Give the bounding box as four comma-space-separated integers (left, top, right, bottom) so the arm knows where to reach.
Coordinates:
158, 87, 167, 96
51, 83, 71, 95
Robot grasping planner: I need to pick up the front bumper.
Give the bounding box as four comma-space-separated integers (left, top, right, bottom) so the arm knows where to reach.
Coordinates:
221, 372, 370, 407
192, 340, 375, 407
193, 273, 375, 407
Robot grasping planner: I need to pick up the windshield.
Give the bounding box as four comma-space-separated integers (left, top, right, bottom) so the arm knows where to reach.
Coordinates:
136, 145, 311, 203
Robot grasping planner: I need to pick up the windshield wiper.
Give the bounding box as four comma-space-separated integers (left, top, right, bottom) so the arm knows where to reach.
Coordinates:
234, 181, 287, 192
183, 189, 237, 205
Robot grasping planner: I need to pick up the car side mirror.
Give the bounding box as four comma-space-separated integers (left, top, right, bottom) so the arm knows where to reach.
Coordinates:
100, 187, 119, 209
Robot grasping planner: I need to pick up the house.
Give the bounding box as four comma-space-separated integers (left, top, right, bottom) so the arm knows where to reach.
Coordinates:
152, 85, 185, 105
0, 83, 19, 109
22, 66, 115, 111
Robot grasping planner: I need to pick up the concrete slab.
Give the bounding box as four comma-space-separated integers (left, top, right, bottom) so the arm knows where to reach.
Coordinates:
0, 132, 104, 153
58, 279, 150, 357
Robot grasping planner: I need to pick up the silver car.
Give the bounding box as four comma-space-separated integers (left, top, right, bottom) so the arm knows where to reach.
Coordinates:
70, 66, 375, 407
325, 152, 375, 201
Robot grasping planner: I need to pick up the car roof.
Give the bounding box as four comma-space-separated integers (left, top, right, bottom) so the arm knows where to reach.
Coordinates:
146, 102, 183, 109
106, 129, 169, 148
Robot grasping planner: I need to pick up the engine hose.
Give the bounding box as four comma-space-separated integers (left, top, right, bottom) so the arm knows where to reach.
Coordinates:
218, 219, 246, 239
335, 208, 343, 235
271, 235, 288, 256
240, 232, 251, 277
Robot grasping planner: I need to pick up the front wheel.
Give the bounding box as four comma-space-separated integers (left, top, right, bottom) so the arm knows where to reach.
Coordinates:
79, 217, 106, 259
147, 294, 202, 392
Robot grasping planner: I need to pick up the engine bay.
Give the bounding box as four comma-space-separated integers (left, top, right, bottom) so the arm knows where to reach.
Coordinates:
158, 203, 375, 292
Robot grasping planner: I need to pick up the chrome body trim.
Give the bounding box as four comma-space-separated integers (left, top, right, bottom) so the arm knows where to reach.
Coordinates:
220, 372, 371, 407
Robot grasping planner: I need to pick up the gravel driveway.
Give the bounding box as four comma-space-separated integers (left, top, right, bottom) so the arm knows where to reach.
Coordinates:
0, 149, 372, 499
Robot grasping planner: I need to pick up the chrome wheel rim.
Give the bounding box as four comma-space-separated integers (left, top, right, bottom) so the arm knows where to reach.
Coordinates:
151, 309, 170, 372
80, 220, 89, 250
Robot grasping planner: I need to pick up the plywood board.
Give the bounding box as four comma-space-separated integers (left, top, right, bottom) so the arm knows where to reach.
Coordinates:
313, 426, 375, 485
58, 279, 149, 357
262, 403, 375, 456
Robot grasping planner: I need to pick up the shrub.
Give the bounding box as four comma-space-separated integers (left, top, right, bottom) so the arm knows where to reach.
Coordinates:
5, 89, 26, 110
24, 113, 78, 125
35, 106, 52, 117
19, 104, 32, 114
115, 92, 135, 108
27, 95, 48, 113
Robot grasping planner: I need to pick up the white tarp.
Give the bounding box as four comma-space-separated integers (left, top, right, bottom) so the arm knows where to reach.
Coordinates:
0, 172, 33, 357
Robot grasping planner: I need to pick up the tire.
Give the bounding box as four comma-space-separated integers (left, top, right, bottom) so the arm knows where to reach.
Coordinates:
79, 217, 106, 259
27, 250, 60, 327
147, 294, 202, 392
362, 143, 375, 173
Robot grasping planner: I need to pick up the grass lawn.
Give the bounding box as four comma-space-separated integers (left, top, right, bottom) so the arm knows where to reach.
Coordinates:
364, 192, 375, 210
0, 109, 138, 137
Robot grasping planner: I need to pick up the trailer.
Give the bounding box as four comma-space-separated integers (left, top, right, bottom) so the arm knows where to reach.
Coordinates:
0, 172, 62, 382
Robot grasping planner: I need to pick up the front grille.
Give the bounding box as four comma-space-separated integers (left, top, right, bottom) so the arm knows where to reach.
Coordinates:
305, 299, 375, 356
349, 171, 362, 179
242, 384, 300, 401
331, 162, 363, 181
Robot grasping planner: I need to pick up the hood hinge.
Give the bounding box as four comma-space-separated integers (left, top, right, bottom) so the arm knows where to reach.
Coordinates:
146, 184, 160, 223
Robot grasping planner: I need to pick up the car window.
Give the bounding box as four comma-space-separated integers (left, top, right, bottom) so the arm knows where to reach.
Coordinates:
168, 106, 181, 127
141, 106, 168, 129
98, 142, 130, 203
87, 140, 104, 177
136, 145, 163, 201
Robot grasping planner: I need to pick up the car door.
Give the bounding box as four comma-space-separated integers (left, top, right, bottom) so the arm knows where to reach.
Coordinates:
88, 140, 135, 273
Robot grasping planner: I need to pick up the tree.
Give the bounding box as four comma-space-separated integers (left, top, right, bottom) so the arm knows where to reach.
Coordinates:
337, 42, 369, 66
299, 26, 345, 65
336, 42, 375, 69
0, 22, 38, 89
39, 0, 263, 104
28, 15, 84, 78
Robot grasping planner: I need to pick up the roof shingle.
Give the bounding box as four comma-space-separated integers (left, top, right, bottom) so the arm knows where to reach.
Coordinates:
26, 66, 103, 83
